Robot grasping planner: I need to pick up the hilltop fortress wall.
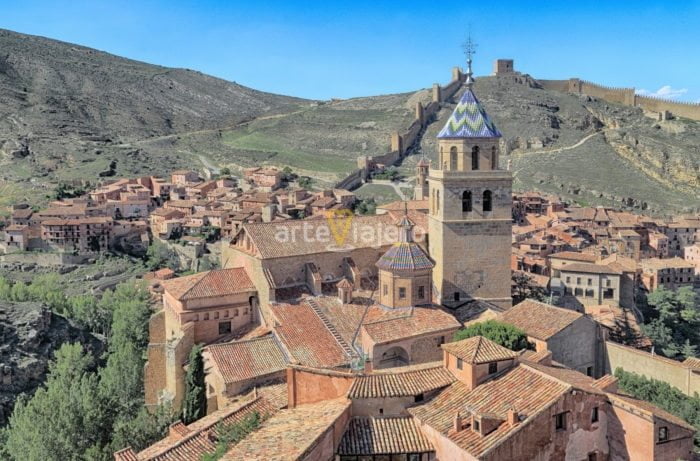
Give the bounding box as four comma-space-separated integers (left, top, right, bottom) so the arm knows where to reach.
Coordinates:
336, 67, 465, 190
539, 78, 700, 121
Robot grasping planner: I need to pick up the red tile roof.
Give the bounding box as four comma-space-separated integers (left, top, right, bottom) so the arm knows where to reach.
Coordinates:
408, 365, 570, 458
271, 302, 351, 368
441, 336, 519, 364
348, 362, 455, 398
338, 417, 434, 455
206, 336, 287, 385
500, 300, 584, 341
221, 398, 351, 461
161, 267, 255, 301
362, 305, 460, 345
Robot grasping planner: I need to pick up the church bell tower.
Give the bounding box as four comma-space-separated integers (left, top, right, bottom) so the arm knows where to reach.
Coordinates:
428, 40, 512, 309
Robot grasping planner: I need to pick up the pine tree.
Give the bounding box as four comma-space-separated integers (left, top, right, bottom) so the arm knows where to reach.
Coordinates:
182, 344, 206, 424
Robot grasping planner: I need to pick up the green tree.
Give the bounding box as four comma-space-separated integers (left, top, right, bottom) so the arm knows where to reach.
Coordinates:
4, 344, 109, 461
146, 240, 180, 271
182, 344, 206, 424
354, 198, 376, 216
297, 176, 313, 189
615, 368, 700, 449
642, 287, 700, 359
454, 320, 530, 351
201, 412, 263, 461
511, 272, 548, 304
219, 167, 231, 177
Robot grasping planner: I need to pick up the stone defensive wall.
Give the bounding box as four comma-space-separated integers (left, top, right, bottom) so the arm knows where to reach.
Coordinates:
538, 78, 700, 121
604, 341, 700, 397
335, 67, 466, 190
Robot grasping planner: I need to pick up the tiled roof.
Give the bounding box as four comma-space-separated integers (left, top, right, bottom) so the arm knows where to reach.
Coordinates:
362, 305, 460, 345
271, 302, 351, 367
500, 300, 583, 341
437, 88, 501, 139
441, 336, 518, 364
376, 242, 435, 272
206, 336, 288, 385
235, 212, 425, 259
348, 362, 455, 398
559, 262, 622, 275
683, 357, 700, 370
136, 397, 275, 461
337, 417, 434, 455
161, 267, 255, 301
408, 365, 569, 458
548, 251, 597, 262
377, 199, 429, 212
221, 398, 351, 461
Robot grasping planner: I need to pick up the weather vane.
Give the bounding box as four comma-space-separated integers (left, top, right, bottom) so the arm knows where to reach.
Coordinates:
462, 29, 477, 87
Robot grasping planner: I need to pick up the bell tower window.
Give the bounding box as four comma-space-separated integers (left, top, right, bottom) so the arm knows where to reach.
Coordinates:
483, 190, 492, 212
491, 146, 497, 169
450, 147, 458, 170
462, 191, 472, 212
471, 146, 480, 170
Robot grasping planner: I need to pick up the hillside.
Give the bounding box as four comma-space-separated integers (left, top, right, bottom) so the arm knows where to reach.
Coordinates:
0, 28, 698, 214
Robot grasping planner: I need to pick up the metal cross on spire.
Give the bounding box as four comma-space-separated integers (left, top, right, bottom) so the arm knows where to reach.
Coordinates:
462, 30, 477, 87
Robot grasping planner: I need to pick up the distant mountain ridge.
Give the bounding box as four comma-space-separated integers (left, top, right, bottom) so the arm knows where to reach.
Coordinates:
0, 28, 698, 215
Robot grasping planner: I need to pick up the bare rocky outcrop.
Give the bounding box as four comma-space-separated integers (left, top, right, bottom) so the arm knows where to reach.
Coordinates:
0, 301, 104, 425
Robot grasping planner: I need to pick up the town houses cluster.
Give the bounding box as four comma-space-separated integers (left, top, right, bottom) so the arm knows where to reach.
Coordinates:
2, 165, 357, 257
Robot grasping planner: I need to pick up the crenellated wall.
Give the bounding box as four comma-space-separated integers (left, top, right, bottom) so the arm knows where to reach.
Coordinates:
539, 78, 700, 121
335, 67, 465, 190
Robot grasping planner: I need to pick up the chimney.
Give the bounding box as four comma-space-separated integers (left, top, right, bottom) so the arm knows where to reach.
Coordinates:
364, 358, 373, 373
453, 412, 463, 433
262, 204, 275, 223
507, 408, 519, 427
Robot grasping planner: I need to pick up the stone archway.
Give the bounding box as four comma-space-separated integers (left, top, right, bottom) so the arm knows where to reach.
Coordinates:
379, 346, 409, 369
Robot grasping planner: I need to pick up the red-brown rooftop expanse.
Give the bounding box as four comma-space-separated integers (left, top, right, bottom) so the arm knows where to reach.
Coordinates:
499, 300, 583, 341
161, 267, 255, 301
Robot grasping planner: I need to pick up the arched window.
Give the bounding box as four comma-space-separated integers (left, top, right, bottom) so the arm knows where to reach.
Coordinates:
483, 190, 492, 212
491, 146, 497, 169
462, 191, 472, 212
450, 147, 458, 170
471, 146, 480, 170
436, 190, 440, 212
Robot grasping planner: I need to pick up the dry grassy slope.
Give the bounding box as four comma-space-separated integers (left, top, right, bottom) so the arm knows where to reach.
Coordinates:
0, 28, 697, 214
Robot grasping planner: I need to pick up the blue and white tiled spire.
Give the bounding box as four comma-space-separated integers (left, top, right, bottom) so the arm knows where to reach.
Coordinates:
437, 36, 501, 139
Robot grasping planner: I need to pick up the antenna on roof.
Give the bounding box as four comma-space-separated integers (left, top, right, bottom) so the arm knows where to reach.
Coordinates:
462, 28, 477, 88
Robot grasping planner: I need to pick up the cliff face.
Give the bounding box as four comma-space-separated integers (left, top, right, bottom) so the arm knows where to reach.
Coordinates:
0, 302, 104, 425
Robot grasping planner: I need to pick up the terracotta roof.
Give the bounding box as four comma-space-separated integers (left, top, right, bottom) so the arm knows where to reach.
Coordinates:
5, 224, 27, 232
548, 251, 597, 262
348, 362, 455, 398
377, 199, 429, 212
558, 262, 622, 275
206, 336, 288, 385
271, 302, 351, 367
337, 417, 434, 455
136, 397, 275, 461
441, 336, 519, 364
161, 267, 255, 301
408, 365, 569, 458
500, 300, 583, 341
641, 257, 694, 270
11, 208, 32, 219
235, 213, 420, 259
221, 398, 351, 461
362, 305, 460, 345
336, 278, 353, 289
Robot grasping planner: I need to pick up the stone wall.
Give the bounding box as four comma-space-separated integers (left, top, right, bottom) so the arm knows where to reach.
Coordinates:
538, 78, 700, 121
286, 366, 354, 408
604, 341, 700, 396
335, 67, 465, 190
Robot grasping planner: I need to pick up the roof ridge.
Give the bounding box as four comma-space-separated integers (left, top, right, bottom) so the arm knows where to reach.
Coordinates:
207, 334, 274, 348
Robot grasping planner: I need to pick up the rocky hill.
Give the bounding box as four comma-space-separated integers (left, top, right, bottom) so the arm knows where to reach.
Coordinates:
0, 28, 698, 214
0, 301, 103, 425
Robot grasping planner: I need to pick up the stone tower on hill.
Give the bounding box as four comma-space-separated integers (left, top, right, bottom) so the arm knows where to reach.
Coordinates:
427, 55, 513, 310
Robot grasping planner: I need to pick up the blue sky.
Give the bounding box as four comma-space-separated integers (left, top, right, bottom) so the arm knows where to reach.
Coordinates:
2, 1, 699, 101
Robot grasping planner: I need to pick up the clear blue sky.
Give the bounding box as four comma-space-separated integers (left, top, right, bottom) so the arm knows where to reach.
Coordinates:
2, 1, 699, 101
